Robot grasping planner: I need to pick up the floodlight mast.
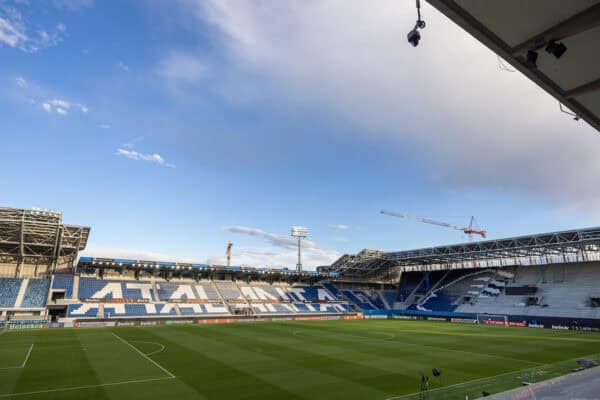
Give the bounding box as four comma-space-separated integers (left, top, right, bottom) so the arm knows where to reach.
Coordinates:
291, 227, 308, 272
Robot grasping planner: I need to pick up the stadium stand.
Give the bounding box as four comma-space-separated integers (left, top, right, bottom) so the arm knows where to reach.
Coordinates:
342, 290, 377, 311
51, 275, 353, 319
21, 279, 50, 308
52, 274, 74, 298
5, 208, 600, 329
0, 278, 22, 308
214, 280, 243, 300
414, 270, 497, 312
455, 264, 600, 319
396, 272, 423, 303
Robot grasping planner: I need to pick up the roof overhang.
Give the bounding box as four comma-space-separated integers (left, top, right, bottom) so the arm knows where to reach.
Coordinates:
426, 0, 600, 132
330, 226, 600, 275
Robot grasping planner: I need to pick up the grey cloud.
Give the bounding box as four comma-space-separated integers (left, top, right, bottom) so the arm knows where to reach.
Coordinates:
179, 0, 600, 212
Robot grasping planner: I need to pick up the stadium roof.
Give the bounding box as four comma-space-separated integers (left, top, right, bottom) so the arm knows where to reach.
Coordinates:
330, 226, 600, 277
426, 0, 600, 132
77, 256, 341, 279
0, 207, 90, 266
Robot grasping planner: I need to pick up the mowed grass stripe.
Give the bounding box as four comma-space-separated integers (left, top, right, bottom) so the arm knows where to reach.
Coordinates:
149, 324, 386, 400
76, 330, 172, 383
0, 331, 39, 396
275, 322, 532, 373
203, 323, 421, 396
367, 320, 600, 341
302, 320, 600, 364
384, 321, 600, 363
249, 322, 523, 393
285, 322, 543, 366
2, 320, 600, 400
147, 325, 355, 399
4, 329, 112, 399
284, 327, 541, 365
219, 322, 471, 395
120, 325, 302, 400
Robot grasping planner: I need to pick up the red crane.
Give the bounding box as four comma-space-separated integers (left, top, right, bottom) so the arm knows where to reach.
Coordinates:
380, 210, 487, 240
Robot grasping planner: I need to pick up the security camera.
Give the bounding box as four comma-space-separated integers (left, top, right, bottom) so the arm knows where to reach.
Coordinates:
407, 0, 425, 47
407, 28, 421, 47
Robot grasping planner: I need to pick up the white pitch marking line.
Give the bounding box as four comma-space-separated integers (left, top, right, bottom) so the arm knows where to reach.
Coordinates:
383, 365, 540, 400
0, 344, 34, 370
131, 341, 165, 356
382, 352, 600, 400
111, 333, 175, 378
0, 376, 174, 398
20, 344, 33, 368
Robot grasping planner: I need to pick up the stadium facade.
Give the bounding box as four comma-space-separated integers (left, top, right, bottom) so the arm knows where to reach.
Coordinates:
2, 206, 600, 332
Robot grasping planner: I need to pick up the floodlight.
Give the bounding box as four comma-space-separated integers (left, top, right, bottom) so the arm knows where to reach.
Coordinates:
291, 227, 309, 272
291, 227, 308, 238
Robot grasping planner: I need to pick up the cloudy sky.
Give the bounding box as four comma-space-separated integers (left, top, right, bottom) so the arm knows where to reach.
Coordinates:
1, 0, 598, 269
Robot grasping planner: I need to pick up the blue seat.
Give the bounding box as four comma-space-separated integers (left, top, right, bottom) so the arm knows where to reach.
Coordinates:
22, 279, 50, 307
52, 274, 74, 297
0, 278, 22, 307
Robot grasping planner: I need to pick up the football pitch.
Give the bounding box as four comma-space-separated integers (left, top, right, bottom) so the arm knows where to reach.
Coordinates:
1, 320, 600, 400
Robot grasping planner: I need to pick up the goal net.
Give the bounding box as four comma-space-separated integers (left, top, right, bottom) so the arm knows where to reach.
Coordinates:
477, 314, 508, 326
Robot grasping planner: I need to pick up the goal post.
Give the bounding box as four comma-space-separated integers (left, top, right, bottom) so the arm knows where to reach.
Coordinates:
476, 314, 509, 326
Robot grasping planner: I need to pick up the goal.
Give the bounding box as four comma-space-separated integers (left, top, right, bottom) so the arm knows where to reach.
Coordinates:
476, 314, 508, 326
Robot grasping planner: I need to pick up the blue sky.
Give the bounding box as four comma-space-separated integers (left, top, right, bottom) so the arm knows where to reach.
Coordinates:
1, 0, 599, 268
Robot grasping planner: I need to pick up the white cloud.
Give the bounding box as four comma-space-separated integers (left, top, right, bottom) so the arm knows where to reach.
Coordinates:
328, 224, 349, 230
0, 7, 27, 48
158, 51, 207, 88
98, 123, 111, 129
226, 225, 339, 268
15, 76, 27, 88
116, 148, 176, 168
0, 4, 66, 52
51, 98, 70, 109
81, 244, 192, 263
117, 61, 130, 72
41, 98, 88, 115
83, 242, 329, 270
83, 227, 338, 269
180, 1, 600, 212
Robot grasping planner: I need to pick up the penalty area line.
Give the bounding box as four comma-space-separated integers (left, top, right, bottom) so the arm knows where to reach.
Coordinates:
0, 376, 174, 398
111, 333, 175, 378
21, 344, 33, 368
0, 344, 34, 370
131, 341, 165, 356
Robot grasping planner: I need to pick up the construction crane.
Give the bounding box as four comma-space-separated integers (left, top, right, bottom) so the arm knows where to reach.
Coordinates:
380, 209, 487, 241
226, 242, 233, 266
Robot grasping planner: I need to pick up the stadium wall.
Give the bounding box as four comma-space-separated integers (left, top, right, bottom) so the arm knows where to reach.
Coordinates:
363, 309, 600, 331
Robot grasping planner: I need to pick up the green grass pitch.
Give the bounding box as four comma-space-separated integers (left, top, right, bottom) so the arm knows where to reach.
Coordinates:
1, 320, 600, 399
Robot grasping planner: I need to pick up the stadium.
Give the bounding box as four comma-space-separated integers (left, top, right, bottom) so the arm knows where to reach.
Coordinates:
2, 205, 600, 400
2, 1, 600, 400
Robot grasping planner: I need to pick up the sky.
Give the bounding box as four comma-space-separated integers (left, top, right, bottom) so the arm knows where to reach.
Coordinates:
1, 0, 599, 269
